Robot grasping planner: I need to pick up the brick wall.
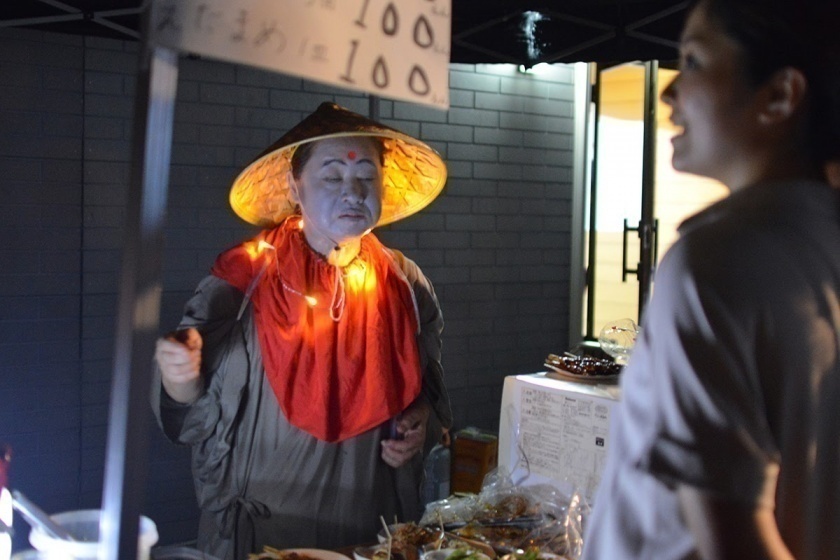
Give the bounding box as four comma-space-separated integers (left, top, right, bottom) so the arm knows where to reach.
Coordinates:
0, 27, 86, 551
0, 27, 576, 548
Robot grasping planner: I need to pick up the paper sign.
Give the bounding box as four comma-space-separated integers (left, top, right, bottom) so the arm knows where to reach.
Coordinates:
498, 374, 620, 502
518, 386, 612, 499
150, 0, 451, 109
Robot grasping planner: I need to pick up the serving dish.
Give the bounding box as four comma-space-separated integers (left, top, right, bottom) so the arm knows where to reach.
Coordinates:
251, 548, 352, 560
543, 352, 621, 385
354, 544, 415, 560
543, 363, 619, 385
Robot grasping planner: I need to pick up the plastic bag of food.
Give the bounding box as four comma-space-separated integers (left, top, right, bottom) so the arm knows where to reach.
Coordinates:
429, 471, 554, 554
559, 492, 589, 560
420, 464, 592, 559
478, 469, 594, 559
420, 494, 482, 527
475, 468, 568, 523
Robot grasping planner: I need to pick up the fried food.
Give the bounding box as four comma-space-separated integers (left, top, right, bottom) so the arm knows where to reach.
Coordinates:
390, 522, 443, 548
545, 354, 621, 377
476, 495, 530, 521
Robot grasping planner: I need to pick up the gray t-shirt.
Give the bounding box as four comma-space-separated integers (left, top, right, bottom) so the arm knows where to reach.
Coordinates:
583, 180, 840, 560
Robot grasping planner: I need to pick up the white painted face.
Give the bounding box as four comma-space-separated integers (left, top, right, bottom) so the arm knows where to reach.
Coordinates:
289, 136, 383, 256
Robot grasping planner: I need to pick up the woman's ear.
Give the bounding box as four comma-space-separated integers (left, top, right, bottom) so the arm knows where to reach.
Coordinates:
758, 67, 808, 125
826, 160, 840, 189
287, 172, 301, 204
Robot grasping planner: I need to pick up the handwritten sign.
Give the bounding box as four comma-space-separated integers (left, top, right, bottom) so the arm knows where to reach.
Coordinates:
150, 0, 451, 109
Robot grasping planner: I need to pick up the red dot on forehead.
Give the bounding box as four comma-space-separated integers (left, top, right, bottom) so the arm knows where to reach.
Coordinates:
347, 151, 357, 160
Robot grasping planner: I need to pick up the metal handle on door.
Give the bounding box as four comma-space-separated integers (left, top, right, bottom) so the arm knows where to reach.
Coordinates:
622, 218, 639, 281
622, 218, 659, 282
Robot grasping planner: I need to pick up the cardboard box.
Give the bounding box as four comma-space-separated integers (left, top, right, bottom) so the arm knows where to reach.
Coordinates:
450, 427, 498, 494
497, 373, 620, 502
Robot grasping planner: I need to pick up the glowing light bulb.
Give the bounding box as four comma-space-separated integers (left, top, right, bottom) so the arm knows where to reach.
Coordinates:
245, 243, 259, 260
304, 295, 318, 307
245, 240, 275, 260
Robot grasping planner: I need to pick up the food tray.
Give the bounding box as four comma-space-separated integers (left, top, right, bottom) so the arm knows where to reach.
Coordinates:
543, 363, 620, 385
252, 549, 351, 560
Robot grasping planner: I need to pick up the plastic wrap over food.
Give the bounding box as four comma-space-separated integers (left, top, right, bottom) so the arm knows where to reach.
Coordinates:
419, 468, 590, 559
420, 494, 482, 527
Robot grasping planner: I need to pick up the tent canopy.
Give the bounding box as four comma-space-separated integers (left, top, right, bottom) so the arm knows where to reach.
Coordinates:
1, 0, 689, 65
452, 0, 688, 65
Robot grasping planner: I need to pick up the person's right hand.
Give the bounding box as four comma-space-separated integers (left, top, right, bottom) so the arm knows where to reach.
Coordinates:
155, 328, 204, 404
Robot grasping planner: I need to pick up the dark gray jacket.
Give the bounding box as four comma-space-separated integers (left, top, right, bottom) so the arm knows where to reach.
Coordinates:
152, 249, 451, 560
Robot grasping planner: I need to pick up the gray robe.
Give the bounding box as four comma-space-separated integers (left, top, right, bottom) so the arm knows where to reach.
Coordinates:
152, 250, 451, 560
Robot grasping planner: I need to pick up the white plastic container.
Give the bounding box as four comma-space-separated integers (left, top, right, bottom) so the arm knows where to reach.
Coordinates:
421, 443, 451, 505
29, 509, 158, 560
1, 487, 11, 560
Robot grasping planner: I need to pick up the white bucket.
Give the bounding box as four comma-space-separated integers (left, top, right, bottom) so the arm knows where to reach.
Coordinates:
29, 509, 158, 560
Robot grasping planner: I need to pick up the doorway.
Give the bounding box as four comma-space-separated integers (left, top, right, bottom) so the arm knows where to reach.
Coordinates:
581, 62, 727, 340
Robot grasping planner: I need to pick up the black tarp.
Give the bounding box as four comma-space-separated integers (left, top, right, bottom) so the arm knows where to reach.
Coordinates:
1, 0, 689, 64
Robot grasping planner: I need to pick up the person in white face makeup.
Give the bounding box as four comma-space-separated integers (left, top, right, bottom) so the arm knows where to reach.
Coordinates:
151, 103, 451, 560
582, 1, 840, 559
288, 136, 383, 264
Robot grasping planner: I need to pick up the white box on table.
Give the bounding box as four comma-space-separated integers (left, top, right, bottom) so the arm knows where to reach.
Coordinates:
497, 372, 621, 503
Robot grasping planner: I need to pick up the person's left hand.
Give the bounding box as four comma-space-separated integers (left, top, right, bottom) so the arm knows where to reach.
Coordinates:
381, 398, 431, 468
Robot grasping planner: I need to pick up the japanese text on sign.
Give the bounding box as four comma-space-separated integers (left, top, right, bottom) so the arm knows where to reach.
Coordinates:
150, 0, 451, 109
518, 387, 611, 499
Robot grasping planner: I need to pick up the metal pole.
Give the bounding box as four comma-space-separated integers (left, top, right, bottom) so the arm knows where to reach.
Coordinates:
638, 60, 658, 316
568, 62, 593, 348
368, 94, 380, 120
100, 3, 179, 557
585, 65, 601, 339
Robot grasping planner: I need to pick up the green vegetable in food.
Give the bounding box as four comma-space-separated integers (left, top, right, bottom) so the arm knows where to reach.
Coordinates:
514, 550, 541, 560
445, 549, 483, 560
500, 548, 551, 560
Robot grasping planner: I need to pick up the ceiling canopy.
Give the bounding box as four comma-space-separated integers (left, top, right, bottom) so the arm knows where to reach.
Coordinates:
0, 0, 689, 65
452, 0, 688, 66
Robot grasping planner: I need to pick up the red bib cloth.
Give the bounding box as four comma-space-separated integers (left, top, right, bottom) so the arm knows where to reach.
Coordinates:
211, 217, 423, 442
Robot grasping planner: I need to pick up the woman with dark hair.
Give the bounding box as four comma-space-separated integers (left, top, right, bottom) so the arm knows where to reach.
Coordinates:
582, 1, 840, 558
152, 103, 452, 559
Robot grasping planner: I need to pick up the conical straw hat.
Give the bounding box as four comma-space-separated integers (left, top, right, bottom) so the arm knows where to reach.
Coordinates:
229, 102, 447, 228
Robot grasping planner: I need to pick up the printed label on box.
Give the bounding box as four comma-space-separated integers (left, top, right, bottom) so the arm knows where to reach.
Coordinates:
517, 385, 612, 499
